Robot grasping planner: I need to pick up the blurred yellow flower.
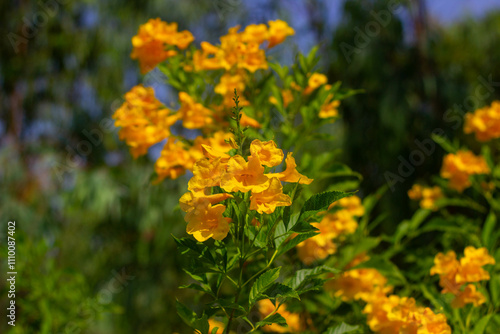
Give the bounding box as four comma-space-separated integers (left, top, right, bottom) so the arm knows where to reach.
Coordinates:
154, 138, 193, 181
451, 284, 486, 308
113, 85, 177, 158
178, 92, 213, 129
131, 18, 193, 73
464, 101, 500, 141
327, 268, 392, 302
304, 72, 328, 95
257, 299, 302, 333
408, 185, 443, 210
440, 150, 490, 192
239, 112, 262, 128
431, 247, 495, 308
363, 295, 451, 334
267, 20, 295, 48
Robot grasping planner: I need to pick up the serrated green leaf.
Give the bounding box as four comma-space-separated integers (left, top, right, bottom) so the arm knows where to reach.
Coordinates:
173, 235, 216, 265
256, 312, 287, 328
286, 265, 339, 290
299, 191, 353, 221
324, 322, 360, 334
277, 231, 318, 257
249, 267, 281, 307
207, 299, 247, 316
274, 221, 288, 248
265, 282, 300, 301
176, 300, 210, 334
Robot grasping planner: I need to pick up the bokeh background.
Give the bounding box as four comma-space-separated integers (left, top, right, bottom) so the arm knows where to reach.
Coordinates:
2, 0, 500, 332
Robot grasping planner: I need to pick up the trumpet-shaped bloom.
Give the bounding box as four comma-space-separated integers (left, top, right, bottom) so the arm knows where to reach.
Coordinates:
188, 157, 228, 191
179, 189, 232, 213
185, 203, 231, 242
221, 155, 269, 193
250, 139, 284, 167
274, 152, 313, 184
250, 178, 291, 214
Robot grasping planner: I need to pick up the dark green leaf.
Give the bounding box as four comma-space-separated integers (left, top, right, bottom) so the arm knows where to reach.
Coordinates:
249, 267, 281, 307
255, 312, 287, 328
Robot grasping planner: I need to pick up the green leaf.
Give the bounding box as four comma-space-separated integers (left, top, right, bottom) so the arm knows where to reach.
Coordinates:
482, 211, 497, 250
274, 221, 288, 248
286, 265, 339, 290
207, 299, 247, 317
431, 133, 457, 153
179, 283, 213, 296
265, 283, 300, 302
255, 312, 287, 328
473, 314, 493, 334
299, 191, 353, 221
324, 322, 360, 334
491, 274, 500, 307
176, 300, 210, 334
277, 231, 318, 257
173, 235, 216, 265
249, 267, 281, 307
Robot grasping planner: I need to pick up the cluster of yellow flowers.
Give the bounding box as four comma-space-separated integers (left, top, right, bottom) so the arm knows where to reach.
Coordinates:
271, 72, 340, 119
179, 139, 312, 242
407, 185, 443, 210
430, 246, 495, 308
257, 299, 303, 333
112, 85, 178, 158
131, 18, 194, 73
328, 255, 450, 333
193, 20, 294, 108
296, 196, 364, 265
115, 20, 305, 183
364, 294, 451, 334
193, 20, 294, 73
464, 101, 500, 141
440, 150, 490, 192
